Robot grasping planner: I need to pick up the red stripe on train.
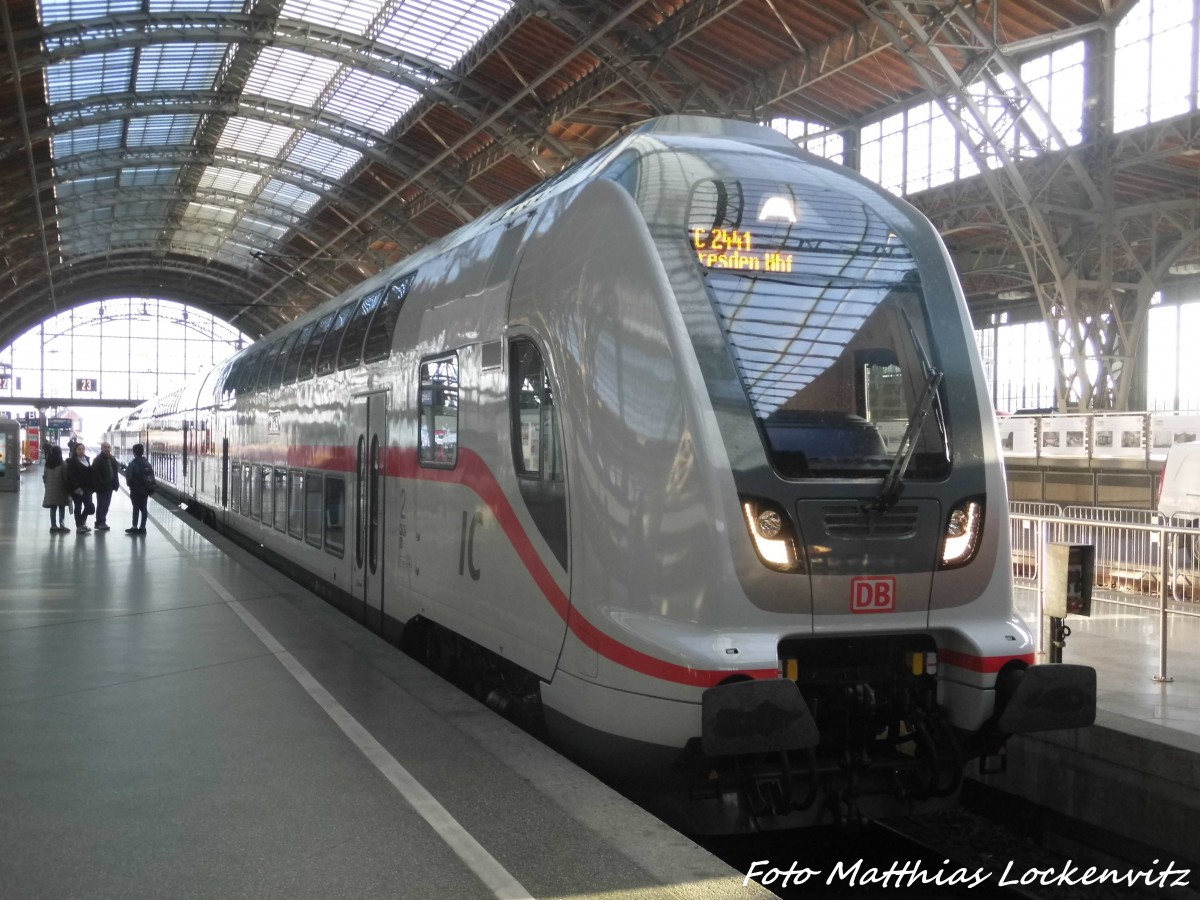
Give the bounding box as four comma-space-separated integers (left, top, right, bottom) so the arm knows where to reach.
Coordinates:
939, 649, 1034, 672
383, 447, 778, 688
221, 444, 1017, 687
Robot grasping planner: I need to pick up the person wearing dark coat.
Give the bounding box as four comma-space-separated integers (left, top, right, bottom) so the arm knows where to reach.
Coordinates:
65, 441, 94, 534
124, 443, 155, 536
41, 446, 71, 533
91, 442, 120, 531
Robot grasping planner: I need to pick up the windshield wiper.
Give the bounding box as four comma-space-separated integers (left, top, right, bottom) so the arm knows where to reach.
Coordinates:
868, 368, 943, 512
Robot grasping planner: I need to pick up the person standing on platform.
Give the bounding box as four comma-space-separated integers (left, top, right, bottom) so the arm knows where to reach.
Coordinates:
124, 443, 155, 536
91, 442, 119, 531
41, 446, 71, 533
65, 441, 94, 534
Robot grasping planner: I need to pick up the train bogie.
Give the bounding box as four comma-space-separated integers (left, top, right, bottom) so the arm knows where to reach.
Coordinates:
108, 116, 1096, 834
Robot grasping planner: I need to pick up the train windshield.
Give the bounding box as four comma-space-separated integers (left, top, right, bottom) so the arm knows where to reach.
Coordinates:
689, 177, 950, 480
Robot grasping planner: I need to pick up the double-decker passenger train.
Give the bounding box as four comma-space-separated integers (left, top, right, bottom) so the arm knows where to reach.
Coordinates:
107, 116, 1095, 833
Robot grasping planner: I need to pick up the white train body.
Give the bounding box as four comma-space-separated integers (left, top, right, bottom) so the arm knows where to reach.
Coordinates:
109, 117, 1094, 832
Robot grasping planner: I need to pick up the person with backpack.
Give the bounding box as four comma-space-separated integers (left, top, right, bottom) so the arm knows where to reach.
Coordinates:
65, 441, 94, 534
124, 443, 156, 536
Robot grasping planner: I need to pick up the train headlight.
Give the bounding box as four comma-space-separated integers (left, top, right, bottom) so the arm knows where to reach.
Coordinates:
741, 498, 803, 573
940, 498, 984, 568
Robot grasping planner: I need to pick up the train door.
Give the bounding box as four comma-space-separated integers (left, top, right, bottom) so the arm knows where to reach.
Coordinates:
352, 391, 388, 632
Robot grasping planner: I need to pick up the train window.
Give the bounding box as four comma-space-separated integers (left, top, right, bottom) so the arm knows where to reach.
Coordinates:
510, 340, 562, 481
297, 311, 336, 381
221, 357, 243, 397
283, 322, 316, 385
316, 300, 359, 377
261, 466, 273, 525
305, 472, 323, 547
288, 470, 305, 539
338, 288, 384, 370
324, 476, 345, 556
509, 339, 567, 569
237, 349, 263, 394
255, 340, 283, 392
234, 350, 263, 394
273, 468, 287, 532
247, 464, 258, 519
418, 353, 458, 468
268, 331, 302, 390
362, 272, 416, 363
689, 176, 950, 481
230, 461, 241, 514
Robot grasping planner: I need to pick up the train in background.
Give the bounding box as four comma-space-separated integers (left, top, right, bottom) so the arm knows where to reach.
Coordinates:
107, 116, 1095, 833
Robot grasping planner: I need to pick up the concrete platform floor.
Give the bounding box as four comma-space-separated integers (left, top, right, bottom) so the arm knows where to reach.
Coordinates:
0, 471, 773, 900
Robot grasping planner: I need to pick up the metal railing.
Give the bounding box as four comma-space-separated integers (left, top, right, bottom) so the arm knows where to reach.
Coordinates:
1009, 504, 1200, 683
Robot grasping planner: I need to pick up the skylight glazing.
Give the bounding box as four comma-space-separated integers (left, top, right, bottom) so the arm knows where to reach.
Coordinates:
243, 47, 341, 107
37, 0, 514, 274
51, 122, 123, 157
288, 133, 362, 183
121, 167, 181, 187
39, 0, 141, 26
45, 49, 134, 104
280, 0, 386, 37
216, 118, 297, 159
126, 114, 202, 147
198, 167, 264, 197
325, 70, 421, 133
135, 43, 225, 91
378, 0, 512, 69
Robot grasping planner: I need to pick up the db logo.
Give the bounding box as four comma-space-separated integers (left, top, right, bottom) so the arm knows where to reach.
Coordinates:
850, 576, 897, 613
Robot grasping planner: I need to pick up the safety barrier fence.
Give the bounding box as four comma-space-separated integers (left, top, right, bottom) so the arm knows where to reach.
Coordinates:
1009, 504, 1200, 682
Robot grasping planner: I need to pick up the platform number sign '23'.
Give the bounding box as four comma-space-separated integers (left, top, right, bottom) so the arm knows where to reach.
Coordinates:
851, 576, 897, 613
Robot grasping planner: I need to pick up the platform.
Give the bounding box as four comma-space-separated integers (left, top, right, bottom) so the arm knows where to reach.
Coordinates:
0, 470, 772, 899
971, 587, 1200, 865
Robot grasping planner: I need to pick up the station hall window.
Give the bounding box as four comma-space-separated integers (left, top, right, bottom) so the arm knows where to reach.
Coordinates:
418, 353, 459, 467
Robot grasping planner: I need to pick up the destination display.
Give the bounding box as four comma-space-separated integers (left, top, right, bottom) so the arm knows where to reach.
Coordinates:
691, 227, 794, 273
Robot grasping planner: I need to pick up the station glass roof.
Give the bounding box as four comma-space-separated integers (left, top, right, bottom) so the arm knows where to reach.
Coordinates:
38, 0, 512, 269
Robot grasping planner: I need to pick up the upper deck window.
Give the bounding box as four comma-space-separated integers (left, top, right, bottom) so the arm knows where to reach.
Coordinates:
363, 272, 415, 363
338, 287, 385, 370
316, 300, 359, 377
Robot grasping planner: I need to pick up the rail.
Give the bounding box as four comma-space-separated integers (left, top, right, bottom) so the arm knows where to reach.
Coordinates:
1009, 504, 1200, 683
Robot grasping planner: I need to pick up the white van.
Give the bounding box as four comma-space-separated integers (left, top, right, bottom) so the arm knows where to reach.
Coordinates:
1159, 442, 1200, 523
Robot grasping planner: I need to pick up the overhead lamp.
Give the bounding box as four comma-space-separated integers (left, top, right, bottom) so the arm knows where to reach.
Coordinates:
758, 196, 797, 223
